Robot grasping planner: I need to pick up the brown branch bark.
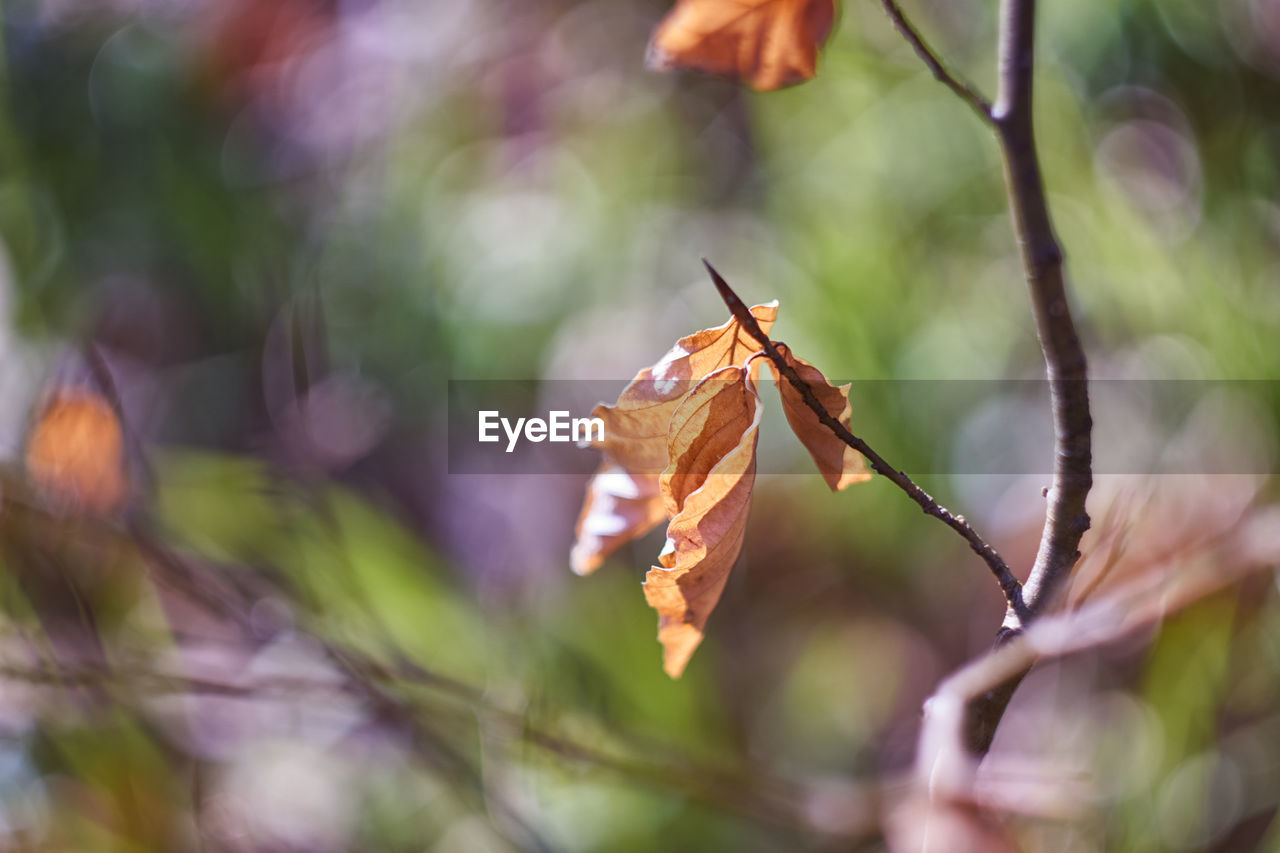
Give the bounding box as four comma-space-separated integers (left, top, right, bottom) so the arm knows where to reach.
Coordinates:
869, 0, 1095, 759
704, 260, 1030, 622
952, 0, 1093, 756
992, 0, 1092, 625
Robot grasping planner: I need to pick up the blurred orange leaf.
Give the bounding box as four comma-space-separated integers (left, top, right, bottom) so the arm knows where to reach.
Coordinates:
648, 0, 837, 91
645, 365, 762, 678
25, 390, 128, 516
766, 342, 870, 491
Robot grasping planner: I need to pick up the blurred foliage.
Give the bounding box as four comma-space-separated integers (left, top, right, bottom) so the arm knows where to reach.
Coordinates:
0, 0, 1277, 849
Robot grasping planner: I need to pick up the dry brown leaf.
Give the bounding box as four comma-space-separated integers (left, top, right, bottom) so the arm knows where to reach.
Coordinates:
648, 0, 837, 91
570, 302, 776, 574
589, 301, 776, 475
570, 465, 666, 576
766, 342, 870, 491
644, 365, 762, 678
25, 389, 128, 516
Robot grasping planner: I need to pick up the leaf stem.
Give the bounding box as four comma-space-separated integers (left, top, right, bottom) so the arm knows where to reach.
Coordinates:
876, 0, 994, 124
703, 260, 1029, 622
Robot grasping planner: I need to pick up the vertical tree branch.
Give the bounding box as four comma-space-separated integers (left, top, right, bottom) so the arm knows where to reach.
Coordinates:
960, 0, 1094, 754
877, 0, 1094, 756
992, 0, 1092, 625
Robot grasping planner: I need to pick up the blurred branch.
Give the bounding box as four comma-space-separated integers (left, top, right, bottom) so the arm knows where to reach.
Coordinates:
5, 459, 864, 839
876, 0, 994, 122
0, 658, 342, 698
0, 640, 878, 841
918, 508, 1280, 797
128, 514, 882, 842
333, 643, 876, 841
705, 261, 1029, 621
319, 646, 557, 853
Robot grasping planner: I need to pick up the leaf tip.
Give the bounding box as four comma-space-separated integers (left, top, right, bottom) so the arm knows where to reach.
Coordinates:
831, 463, 874, 491
644, 38, 676, 75
569, 547, 601, 576
702, 260, 749, 320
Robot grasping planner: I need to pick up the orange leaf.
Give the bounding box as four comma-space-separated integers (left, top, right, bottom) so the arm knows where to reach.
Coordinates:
589, 301, 776, 475
25, 389, 129, 516
644, 365, 762, 678
570, 302, 776, 574
648, 0, 837, 91
571, 465, 666, 576
767, 342, 870, 491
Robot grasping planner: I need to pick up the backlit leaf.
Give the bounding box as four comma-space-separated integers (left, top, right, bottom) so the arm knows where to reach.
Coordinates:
571, 465, 666, 576
648, 0, 837, 91
571, 296, 868, 677
589, 301, 776, 475
570, 302, 776, 574
767, 342, 871, 491
644, 365, 762, 677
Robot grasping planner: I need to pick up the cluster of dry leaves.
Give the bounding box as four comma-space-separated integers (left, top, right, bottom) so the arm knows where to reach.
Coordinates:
571, 301, 869, 677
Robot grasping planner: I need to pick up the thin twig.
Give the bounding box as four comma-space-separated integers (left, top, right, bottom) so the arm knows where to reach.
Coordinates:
876, 0, 994, 123
703, 260, 1029, 623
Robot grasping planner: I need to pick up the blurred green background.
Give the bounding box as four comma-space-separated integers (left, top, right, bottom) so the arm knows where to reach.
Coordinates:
0, 0, 1279, 849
